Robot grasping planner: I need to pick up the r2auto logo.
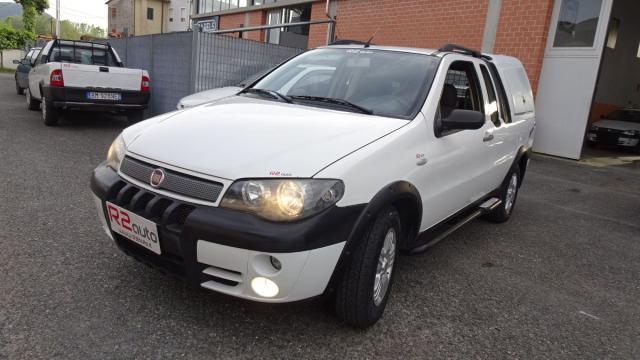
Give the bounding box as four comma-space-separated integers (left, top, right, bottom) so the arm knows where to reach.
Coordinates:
106, 204, 158, 244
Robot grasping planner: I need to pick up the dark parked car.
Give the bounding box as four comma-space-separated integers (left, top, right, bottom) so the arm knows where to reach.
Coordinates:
13, 47, 41, 95
587, 108, 640, 152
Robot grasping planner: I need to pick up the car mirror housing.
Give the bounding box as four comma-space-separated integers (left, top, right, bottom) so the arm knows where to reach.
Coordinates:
440, 109, 485, 132
13, 59, 21, 65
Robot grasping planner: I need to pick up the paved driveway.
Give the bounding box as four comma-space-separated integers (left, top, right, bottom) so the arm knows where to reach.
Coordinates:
1, 73, 639, 359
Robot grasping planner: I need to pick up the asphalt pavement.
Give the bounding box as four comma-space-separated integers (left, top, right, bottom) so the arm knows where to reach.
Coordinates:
1, 73, 639, 359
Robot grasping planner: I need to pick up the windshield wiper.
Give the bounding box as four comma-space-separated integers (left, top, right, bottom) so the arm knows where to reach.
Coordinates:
288, 95, 374, 115
241, 88, 292, 103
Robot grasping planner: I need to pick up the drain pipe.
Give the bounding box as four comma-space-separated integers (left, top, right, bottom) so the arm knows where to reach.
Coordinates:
325, 0, 336, 45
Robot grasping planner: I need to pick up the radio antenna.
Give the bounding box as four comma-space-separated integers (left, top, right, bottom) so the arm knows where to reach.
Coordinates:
364, 15, 386, 48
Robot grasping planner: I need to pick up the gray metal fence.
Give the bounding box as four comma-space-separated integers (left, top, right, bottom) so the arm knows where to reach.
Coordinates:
107, 31, 304, 116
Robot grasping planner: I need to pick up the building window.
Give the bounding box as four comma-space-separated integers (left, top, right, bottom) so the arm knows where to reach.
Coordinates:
553, 0, 603, 48
110, 7, 116, 18
198, 0, 279, 14
181, 7, 186, 22
147, 7, 154, 20
265, 4, 311, 46
169, 8, 174, 22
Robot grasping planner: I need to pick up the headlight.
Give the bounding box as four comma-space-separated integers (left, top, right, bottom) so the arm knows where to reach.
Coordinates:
622, 130, 638, 136
590, 125, 599, 131
106, 134, 126, 170
220, 179, 344, 221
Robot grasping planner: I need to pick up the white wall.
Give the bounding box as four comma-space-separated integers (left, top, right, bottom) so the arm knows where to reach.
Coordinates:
166, 0, 192, 32
1, 49, 26, 70
593, 0, 640, 108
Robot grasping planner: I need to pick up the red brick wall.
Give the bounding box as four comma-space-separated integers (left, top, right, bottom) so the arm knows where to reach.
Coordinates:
309, 0, 489, 50
308, 1, 330, 48
493, 0, 554, 94
218, 10, 264, 41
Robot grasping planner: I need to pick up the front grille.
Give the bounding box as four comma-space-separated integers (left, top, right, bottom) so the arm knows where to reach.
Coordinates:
120, 156, 223, 203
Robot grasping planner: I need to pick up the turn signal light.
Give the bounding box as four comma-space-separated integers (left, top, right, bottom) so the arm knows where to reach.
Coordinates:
141, 75, 150, 92
50, 69, 64, 87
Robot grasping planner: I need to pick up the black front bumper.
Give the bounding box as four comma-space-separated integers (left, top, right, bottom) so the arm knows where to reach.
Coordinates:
44, 86, 150, 112
587, 129, 640, 147
90, 164, 364, 286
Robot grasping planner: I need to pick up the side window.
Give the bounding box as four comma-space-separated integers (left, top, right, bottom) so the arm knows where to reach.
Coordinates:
441, 61, 484, 116
30, 50, 40, 64
436, 60, 484, 137
479, 64, 500, 127
487, 64, 512, 123
24, 50, 34, 60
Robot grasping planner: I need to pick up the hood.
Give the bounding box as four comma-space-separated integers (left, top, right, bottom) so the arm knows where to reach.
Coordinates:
127, 96, 407, 180
177, 86, 242, 109
593, 119, 640, 132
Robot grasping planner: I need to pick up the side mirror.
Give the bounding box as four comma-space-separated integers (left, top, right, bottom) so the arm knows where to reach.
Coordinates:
13, 59, 20, 64
441, 109, 485, 131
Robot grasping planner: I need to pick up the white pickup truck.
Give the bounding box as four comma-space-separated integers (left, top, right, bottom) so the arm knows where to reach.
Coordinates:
91, 43, 535, 328
26, 40, 150, 126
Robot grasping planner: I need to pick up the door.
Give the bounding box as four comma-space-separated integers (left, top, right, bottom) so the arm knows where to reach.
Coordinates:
16, 49, 34, 88
478, 63, 515, 187
534, 0, 614, 159
419, 58, 496, 229
29, 42, 52, 99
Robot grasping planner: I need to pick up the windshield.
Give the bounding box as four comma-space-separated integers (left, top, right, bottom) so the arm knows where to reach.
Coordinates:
605, 110, 640, 123
249, 48, 439, 119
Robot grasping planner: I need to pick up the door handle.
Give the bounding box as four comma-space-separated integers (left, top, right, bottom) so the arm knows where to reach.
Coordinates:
483, 132, 494, 142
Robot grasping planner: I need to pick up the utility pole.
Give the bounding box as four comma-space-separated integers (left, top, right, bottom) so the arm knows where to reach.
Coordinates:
55, 0, 60, 38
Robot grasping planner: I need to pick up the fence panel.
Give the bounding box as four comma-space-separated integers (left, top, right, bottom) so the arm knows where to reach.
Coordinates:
194, 32, 304, 93
104, 31, 303, 116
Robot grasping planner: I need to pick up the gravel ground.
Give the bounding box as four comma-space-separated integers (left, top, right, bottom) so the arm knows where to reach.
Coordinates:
1, 73, 639, 359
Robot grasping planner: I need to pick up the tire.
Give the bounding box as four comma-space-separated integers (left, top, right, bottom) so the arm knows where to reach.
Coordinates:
15, 80, 24, 95
42, 95, 59, 126
127, 110, 144, 125
484, 164, 521, 223
335, 206, 400, 328
26, 87, 40, 111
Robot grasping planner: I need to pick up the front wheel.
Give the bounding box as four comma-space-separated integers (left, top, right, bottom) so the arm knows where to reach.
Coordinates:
15, 80, 24, 95
484, 164, 520, 223
335, 206, 400, 328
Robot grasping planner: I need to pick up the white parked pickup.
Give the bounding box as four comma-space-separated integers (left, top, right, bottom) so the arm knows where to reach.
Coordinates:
26, 39, 151, 126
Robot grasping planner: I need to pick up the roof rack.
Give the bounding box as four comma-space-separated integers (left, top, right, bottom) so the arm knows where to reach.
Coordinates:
329, 39, 369, 46
438, 43, 492, 60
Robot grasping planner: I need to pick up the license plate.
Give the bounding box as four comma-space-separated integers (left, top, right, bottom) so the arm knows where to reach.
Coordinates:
86, 91, 122, 101
105, 202, 161, 254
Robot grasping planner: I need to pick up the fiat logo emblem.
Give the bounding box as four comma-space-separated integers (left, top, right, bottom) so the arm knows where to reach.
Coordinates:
150, 168, 165, 188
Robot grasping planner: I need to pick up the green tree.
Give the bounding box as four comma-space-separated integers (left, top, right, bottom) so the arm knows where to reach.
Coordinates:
14, 0, 48, 33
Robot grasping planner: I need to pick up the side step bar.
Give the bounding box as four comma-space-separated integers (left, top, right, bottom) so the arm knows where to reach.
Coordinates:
408, 197, 502, 254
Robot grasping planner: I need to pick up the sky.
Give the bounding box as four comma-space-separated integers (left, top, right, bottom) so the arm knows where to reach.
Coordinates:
1, 0, 107, 29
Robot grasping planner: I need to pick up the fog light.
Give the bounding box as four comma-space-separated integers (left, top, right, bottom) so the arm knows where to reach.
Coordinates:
251, 277, 279, 298
270, 256, 282, 271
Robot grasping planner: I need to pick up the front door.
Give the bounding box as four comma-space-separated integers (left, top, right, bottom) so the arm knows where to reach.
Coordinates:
419, 57, 496, 229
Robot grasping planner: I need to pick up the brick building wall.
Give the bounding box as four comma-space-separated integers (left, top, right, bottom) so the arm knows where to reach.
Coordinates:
212, 0, 555, 94
309, 0, 489, 50
493, 0, 554, 95
218, 11, 265, 41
